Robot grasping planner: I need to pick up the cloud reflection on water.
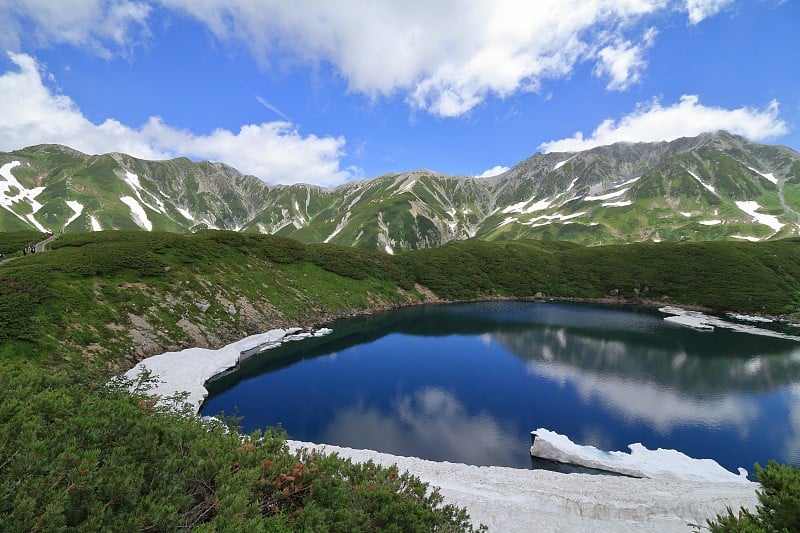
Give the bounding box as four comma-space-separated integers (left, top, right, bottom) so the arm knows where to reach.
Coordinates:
488, 323, 800, 440
321, 387, 521, 467
525, 358, 758, 435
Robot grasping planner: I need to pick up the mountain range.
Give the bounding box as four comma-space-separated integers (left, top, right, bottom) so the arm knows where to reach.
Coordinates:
1, 131, 798, 251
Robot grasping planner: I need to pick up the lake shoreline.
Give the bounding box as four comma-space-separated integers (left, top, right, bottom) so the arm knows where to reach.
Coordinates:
124, 300, 770, 532
302, 293, 798, 335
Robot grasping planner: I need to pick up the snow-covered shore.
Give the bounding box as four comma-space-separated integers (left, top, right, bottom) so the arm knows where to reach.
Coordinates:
660, 306, 800, 340
287, 440, 756, 532
125, 326, 759, 532
124, 327, 332, 410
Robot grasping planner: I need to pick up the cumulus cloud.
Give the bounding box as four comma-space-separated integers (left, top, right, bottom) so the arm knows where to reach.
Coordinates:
157, 0, 710, 117
539, 95, 789, 152
593, 28, 657, 91
0, 0, 151, 57
475, 165, 510, 178
0, 52, 354, 186
1, 1, 739, 117
684, 0, 735, 24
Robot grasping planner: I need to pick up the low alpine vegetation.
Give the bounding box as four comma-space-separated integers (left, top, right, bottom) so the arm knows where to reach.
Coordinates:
2, 230, 800, 530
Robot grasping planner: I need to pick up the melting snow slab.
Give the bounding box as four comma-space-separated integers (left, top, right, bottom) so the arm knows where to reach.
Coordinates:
530, 428, 749, 483
660, 306, 800, 341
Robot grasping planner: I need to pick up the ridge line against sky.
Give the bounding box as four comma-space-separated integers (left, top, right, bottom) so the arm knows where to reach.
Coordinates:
0, 0, 797, 187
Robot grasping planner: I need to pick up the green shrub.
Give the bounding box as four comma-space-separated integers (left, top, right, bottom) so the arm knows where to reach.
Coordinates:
704, 461, 800, 532
0, 230, 44, 255
0, 363, 482, 531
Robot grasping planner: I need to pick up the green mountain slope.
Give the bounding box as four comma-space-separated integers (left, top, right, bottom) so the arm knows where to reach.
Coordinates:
2, 132, 799, 249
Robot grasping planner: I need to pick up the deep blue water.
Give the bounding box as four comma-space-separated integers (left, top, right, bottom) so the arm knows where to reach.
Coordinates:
201, 301, 800, 474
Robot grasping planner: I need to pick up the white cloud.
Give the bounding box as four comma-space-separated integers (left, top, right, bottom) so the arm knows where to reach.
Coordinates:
539, 95, 789, 152
684, 0, 735, 24
1, 1, 737, 117
475, 165, 510, 178
593, 28, 657, 91
0, 52, 354, 186
157, 0, 702, 117
0, 0, 151, 57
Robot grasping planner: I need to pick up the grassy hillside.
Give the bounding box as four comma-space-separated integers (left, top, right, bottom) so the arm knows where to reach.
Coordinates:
0, 230, 44, 256
3, 231, 799, 369
2, 231, 800, 530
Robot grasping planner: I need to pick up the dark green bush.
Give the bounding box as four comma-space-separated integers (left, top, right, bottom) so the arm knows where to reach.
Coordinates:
0, 230, 44, 255
0, 363, 481, 531
704, 461, 800, 532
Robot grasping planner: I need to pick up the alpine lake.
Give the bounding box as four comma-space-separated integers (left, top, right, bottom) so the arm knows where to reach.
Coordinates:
201, 301, 800, 476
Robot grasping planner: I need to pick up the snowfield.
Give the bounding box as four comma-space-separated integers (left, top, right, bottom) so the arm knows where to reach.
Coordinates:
0, 160, 48, 232
584, 188, 628, 201
120, 195, 153, 231
124, 323, 764, 532
65, 200, 84, 228
89, 215, 103, 231
685, 169, 716, 193
746, 166, 778, 185
735, 200, 784, 232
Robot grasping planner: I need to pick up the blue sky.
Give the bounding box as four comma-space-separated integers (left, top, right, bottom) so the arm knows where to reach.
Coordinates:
0, 0, 797, 186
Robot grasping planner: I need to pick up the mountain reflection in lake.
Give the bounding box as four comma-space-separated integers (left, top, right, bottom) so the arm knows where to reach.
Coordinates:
201, 301, 800, 472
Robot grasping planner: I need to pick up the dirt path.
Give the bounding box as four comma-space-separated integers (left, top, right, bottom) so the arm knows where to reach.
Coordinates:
35, 233, 57, 252
0, 232, 57, 265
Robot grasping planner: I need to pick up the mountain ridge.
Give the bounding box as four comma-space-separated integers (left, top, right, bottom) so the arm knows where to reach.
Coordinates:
1, 131, 799, 250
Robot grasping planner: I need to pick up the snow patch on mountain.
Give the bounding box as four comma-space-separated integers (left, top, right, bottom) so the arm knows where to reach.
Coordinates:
123, 171, 166, 215
396, 175, 418, 194
502, 198, 551, 215
0, 161, 48, 231
324, 211, 351, 243
614, 176, 641, 188
177, 207, 194, 221
602, 200, 632, 207
565, 176, 579, 192
89, 215, 102, 231
515, 212, 586, 228
120, 196, 153, 231
377, 212, 394, 254
699, 220, 721, 226
735, 201, 784, 232
685, 169, 716, 193
585, 188, 628, 201
65, 200, 84, 228
553, 155, 575, 171
745, 165, 778, 185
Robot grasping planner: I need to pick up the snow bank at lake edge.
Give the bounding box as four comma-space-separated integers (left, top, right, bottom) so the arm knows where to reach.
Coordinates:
531, 428, 750, 483
288, 440, 757, 533
123, 325, 758, 532
123, 327, 333, 411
